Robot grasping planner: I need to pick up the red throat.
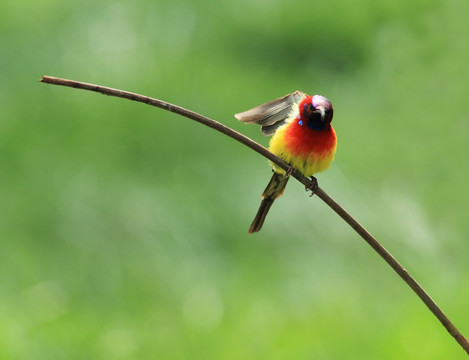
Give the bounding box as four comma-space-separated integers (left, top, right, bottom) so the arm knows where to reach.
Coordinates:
283, 119, 336, 158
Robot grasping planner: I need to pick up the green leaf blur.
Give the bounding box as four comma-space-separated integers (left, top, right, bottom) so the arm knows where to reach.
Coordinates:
1, 0, 469, 359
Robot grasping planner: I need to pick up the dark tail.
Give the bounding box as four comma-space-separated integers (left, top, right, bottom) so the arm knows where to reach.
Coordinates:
248, 173, 289, 233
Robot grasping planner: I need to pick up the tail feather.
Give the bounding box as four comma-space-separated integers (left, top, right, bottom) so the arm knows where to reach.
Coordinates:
248, 173, 289, 233
248, 198, 275, 234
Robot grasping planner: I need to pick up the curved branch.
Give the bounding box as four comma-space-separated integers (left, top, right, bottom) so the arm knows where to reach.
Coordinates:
39, 75, 469, 355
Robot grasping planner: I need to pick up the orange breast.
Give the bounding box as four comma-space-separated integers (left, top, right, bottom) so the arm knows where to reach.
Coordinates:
268, 120, 337, 177
283, 121, 337, 158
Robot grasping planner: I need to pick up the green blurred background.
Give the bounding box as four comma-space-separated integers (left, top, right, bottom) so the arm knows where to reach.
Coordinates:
1, 0, 469, 358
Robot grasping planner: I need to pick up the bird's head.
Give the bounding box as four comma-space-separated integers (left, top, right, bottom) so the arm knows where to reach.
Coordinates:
298, 95, 334, 131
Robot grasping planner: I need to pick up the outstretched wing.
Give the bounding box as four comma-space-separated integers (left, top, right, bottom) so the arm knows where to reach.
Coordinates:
235, 91, 306, 136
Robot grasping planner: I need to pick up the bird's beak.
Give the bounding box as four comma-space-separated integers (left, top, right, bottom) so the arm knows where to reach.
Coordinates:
315, 106, 326, 122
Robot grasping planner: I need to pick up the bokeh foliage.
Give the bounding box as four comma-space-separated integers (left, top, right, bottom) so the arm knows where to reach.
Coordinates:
1, 0, 469, 358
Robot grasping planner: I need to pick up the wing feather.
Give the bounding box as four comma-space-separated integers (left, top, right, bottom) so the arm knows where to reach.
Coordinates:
235, 91, 306, 136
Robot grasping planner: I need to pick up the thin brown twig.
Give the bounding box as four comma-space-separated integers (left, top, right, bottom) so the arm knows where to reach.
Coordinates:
39, 75, 469, 356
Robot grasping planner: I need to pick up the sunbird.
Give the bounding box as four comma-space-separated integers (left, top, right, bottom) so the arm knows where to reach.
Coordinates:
235, 91, 337, 233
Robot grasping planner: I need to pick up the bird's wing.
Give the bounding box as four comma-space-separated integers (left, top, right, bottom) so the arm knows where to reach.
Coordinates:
235, 91, 306, 136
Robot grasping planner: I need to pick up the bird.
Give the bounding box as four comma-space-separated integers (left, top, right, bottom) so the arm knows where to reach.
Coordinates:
235, 91, 337, 233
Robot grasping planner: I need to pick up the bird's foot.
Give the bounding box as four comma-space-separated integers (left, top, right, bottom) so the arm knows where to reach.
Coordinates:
284, 165, 293, 178
305, 176, 318, 197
